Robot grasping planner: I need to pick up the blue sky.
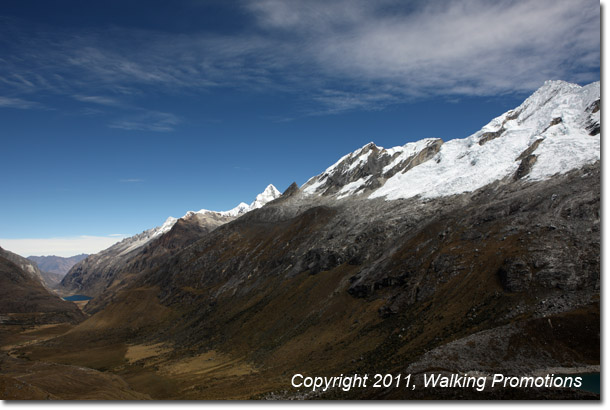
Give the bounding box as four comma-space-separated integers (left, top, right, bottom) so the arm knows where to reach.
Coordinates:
0, 0, 600, 256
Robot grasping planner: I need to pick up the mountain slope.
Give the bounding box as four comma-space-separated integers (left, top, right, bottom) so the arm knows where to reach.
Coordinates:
130, 162, 599, 399
21, 81, 599, 399
0, 247, 84, 325
0, 247, 45, 284
59, 184, 282, 302
302, 81, 599, 201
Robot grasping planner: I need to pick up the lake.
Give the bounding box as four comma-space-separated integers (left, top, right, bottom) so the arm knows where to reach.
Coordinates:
62, 294, 92, 302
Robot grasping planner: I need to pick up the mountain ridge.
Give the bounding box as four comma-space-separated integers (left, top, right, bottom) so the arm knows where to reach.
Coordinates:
27, 254, 89, 276
59, 184, 282, 299
0, 247, 84, 324
24, 80, 600, 399
26, 254, 89, 288
301, 80, 599, 201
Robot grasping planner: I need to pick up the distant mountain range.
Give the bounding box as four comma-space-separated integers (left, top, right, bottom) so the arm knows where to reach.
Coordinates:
24, 254, 88, 289
28, 254, 89, 276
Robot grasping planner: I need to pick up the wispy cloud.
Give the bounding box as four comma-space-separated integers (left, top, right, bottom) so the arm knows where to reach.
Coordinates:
73, 94, 121, 106
0, 0, 599, 116
0, 235, 129, 257
310, 90, 400, 116
0, 96, 41, 109
246, 0, 599, 107
109, 111, 181, 132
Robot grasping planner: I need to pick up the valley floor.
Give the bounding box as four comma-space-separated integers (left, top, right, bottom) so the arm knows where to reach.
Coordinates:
0, 298, 600, 400
1, 322, 296, 399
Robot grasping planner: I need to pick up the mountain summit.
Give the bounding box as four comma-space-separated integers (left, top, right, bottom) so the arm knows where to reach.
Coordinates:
250, 184, 282, 210
190, 184, 281, 218
302, 81, 600, 201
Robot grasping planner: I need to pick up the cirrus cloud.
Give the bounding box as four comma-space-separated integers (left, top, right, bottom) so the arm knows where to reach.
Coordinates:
0, 0, 599, 117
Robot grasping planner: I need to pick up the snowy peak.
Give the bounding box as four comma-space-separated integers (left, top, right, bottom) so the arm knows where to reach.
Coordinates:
301, 138, 443, 198
220, 202, 251, 217
92, 184, 281, 258
369, 80, 600, 200
476, 80, 600, 146
302, 80, 599, 202
116, 216, 179, 256
193, 184, 281, 217
155, 217, 179, 237
250, 184, 282, 210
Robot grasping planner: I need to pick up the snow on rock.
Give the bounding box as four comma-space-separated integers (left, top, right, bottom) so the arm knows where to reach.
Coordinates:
302, 81, 599, 202
382, 138, 442, 174
302, 174, 328, 196
249, 184, 282, 210
192, 184, 281, 217
337, 176, 372, 199
155, 217, 179, 237
364, 80, 600, 201
118, 216, 179, 256
301, 139, 443, 198
220, 202, 251, 217
114, 185, 280, 257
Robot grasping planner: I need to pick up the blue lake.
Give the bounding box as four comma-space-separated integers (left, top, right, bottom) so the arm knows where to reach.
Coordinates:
62, 294, 92, 301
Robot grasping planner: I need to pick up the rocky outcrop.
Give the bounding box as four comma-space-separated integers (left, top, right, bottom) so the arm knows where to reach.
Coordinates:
301, 138, 443, 198
282, 182, 300, 197
514, 154, 537, 180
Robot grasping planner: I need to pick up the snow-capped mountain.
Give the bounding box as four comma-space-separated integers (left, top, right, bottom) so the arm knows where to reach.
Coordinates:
303, 81, 600, 201
60, 184, 282, 297
117, 184, 281, 256
53, 81, 600, 395
117, 216, 179, 256
302, 138, 443, 198
187, 184, 282, 218
249, 184, 283, 210
132, 82, 599, 395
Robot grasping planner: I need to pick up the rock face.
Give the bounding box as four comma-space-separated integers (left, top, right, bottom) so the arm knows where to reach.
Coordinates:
0, 248, 84, 324
301, 139, 444, 198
